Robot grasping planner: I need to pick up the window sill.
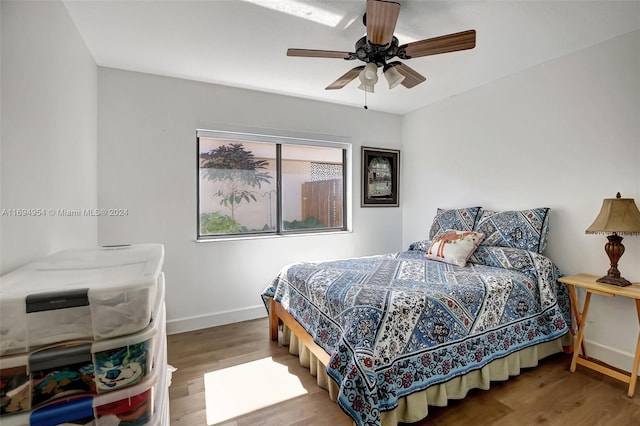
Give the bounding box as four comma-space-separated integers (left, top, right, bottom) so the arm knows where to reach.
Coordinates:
194, 229, 352, 243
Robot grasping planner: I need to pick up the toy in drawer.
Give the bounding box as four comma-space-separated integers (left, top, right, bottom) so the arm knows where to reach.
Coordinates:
0, 244, 164, 356
0, 359, 167, 426
0, 300, 166, 417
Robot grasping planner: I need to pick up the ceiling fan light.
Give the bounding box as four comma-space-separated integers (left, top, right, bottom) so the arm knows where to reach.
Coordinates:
384, 66, 405, 89
364, 62, 378, 80
358, 82, 375, 93
358, 68, 378, 86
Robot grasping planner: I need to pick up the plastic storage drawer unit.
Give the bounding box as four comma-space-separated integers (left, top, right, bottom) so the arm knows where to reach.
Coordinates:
0, 326, 168, 426
0, 295, 165, 416
0, 244, 164, 356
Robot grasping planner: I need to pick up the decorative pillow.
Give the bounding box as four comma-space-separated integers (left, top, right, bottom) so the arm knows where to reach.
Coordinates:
428, 207, 482, 240
408, 240, 429, 252
473, 208, 550, 253
426, 229, 485, 267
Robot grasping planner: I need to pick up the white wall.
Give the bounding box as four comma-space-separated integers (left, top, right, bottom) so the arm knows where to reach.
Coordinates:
97, 68, 403, 334
0, 0, 98, 274
402, 31, 640, 372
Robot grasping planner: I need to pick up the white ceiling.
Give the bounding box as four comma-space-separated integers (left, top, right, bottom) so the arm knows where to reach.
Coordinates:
63, 0, 640, 115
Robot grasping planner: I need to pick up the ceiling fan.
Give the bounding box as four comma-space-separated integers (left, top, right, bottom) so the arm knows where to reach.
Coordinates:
287, 0, 476, 92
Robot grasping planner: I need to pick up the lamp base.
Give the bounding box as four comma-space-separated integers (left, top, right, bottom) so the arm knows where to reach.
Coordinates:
596, 275, 632, 287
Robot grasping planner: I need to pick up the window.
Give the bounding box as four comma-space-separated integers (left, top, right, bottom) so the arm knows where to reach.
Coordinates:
197, 130, 348, 239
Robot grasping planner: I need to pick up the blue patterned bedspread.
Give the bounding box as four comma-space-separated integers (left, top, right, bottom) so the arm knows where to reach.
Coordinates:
261, 243, 570, 426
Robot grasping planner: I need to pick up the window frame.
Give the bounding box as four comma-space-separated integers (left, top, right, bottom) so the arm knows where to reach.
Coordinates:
196, 129, 350, 241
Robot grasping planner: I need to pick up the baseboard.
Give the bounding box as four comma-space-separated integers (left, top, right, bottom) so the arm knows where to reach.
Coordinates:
166, 304, 268, 335
583, 339, 639, 374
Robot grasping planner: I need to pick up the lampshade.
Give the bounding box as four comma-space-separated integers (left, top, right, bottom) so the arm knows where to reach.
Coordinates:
585, 192, 640, 287
358, 64, 378, 93
363, 62, 378, 80
384, 65, 405, 89
585, 192, 640, 235
357, 82, 375, 93
358, 65, 378, 85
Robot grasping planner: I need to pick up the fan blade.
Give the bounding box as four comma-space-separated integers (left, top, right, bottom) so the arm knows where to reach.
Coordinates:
401, 29, 476, 58
393, 63, 426, 88
287, 48, 353, 59
366, 0, 400, 46
325, 66, 365, 90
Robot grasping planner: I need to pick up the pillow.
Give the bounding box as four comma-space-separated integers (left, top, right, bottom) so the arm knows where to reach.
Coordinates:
473, 208, 550, 253
428, 207, 482, 240
408, 240, 429, 252
426, 229, 485, 267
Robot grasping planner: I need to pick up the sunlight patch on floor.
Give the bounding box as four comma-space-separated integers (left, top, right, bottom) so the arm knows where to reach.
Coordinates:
204, 356, 309, 425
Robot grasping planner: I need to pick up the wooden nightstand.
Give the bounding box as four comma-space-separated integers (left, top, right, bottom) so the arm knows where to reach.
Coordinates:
558, 273, 640, 397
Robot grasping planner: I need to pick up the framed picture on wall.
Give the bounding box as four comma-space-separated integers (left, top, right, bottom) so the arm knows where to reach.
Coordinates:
361, 146, 400, 207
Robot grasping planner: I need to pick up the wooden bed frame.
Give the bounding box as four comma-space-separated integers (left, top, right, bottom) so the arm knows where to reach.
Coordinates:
269, 297, 330, 366
269, 297, 354, 425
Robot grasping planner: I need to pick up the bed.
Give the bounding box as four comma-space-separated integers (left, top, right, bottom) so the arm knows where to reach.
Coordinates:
261, 207, 572, 426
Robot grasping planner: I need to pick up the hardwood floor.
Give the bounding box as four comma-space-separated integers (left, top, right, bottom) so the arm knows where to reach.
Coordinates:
168, 318, 640, 425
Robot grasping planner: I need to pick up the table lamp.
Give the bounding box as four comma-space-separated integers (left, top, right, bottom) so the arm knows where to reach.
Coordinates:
585, 192, 640, 286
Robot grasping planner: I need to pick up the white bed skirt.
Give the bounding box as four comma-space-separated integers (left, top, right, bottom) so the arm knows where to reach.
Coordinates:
280, 325, 570, 425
